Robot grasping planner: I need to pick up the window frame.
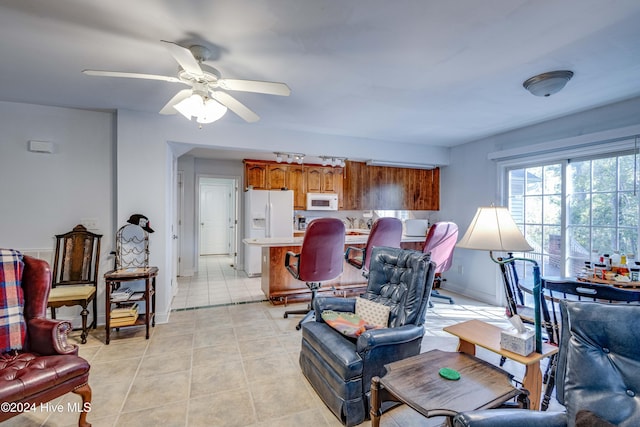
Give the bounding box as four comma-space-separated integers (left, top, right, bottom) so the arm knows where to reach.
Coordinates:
498, 146, 640, 278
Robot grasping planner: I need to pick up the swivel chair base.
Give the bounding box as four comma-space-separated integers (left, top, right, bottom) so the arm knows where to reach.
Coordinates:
284, 283, 320, 330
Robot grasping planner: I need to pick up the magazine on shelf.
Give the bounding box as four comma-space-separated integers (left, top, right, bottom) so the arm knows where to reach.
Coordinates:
111, 303, 139, 318
111, 287, 134, 302
110, 312, 139, 326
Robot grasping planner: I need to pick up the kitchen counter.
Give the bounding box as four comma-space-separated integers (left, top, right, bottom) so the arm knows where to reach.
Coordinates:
243, 233, 426, 247
243, 233, 426, 304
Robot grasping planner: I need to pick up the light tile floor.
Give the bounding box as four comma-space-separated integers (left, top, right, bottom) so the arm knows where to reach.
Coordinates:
171, 256, 265, 310
8, 266, 564, 427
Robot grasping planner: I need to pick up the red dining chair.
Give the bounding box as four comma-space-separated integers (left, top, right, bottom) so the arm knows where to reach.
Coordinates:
344, 217, 403, 275
283, 218, 346, 329
422, 221, 458, 305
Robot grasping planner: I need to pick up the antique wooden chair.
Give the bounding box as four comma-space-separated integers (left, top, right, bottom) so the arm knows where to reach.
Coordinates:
47, 224, 102, 344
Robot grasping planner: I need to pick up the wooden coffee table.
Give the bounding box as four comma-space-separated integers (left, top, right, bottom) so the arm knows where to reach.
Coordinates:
370, 349, 528, 427
443, 319, 558, 411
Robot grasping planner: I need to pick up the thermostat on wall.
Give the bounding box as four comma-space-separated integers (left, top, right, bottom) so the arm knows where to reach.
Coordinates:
28, 140, 54, 153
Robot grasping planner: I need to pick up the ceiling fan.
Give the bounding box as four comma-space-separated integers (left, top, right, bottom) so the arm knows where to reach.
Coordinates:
82, 40, 291, 124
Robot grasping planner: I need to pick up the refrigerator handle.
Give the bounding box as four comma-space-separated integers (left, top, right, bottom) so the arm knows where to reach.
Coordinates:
267, 202, 274, 238
265, 203, 271, 237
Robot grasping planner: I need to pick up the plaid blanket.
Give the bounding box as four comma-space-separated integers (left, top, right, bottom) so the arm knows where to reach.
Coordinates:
0, 249, 26, 353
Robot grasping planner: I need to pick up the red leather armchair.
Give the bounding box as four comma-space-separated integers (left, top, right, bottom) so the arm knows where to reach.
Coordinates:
0, 255, 92, 427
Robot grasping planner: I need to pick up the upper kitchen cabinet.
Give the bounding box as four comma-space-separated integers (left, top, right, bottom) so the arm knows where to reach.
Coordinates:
244, 160, 268, 190
343, 161, 439, 210
288, 165, 306, 210
267, 164, 289, 190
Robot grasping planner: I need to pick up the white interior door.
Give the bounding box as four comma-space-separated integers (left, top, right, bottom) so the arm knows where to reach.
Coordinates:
200, 183, 231, 255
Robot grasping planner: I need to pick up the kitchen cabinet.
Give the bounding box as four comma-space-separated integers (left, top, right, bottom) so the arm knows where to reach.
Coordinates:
343, 161, 439, 210
244, 160, 343, 209
267, 164, 289, 189
244, 161, 268, 190
288, 166, 306, 210
307, 166, 343, 192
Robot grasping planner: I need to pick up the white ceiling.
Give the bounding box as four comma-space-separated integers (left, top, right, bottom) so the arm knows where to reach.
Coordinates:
2, 0, 640, 152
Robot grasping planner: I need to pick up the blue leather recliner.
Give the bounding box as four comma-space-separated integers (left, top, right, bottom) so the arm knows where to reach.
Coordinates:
299, 246, 436, 426
453, 300, 640, 427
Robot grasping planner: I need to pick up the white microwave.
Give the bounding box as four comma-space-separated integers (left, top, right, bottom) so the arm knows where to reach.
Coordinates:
306, 193, 338, 211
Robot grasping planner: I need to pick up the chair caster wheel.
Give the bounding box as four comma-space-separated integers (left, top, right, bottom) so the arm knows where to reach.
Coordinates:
295, 324, 302, 331
284, 313, 288, 318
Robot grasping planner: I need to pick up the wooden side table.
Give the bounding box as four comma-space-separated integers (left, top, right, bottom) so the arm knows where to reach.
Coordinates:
443, 319, 558, 411
370, 349, 527, 427
104, 267, 158, 344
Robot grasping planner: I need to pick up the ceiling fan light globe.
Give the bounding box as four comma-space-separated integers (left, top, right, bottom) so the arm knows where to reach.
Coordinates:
174, 93, 205, 119
198, 99, 227, 123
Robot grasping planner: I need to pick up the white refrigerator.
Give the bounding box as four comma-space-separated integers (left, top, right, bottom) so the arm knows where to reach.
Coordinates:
244, 189, 294, 276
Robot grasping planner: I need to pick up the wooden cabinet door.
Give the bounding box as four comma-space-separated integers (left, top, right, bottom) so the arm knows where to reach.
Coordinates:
267, 164, 289, 190
306, 167, 323, 193
244, 161, 268, 190
288, 166, 306, 210
322, 168, 339, 193
343, 161, 367, 210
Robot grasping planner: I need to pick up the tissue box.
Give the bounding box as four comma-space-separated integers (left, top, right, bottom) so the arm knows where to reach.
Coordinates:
500, 327, 535, 356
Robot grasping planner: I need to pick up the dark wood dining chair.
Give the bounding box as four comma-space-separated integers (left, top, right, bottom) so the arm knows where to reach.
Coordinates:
47, 224, 102, 344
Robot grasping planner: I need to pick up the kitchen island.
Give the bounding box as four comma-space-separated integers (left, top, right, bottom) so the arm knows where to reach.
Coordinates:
244, 233, 426, 304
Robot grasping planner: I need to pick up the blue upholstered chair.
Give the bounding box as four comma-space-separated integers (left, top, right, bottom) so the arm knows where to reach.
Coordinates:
453, 300, 640, 427
299, 246, 436, 426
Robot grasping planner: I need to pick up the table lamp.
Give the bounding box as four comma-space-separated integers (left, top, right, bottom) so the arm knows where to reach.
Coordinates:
456, 205, 543, 353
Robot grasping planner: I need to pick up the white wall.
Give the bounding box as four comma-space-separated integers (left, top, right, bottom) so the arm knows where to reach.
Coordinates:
0, 100, 115, 325
439, 96, 640, 305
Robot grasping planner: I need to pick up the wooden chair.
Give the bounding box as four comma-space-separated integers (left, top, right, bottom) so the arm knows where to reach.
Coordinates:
48, 224, 102, 344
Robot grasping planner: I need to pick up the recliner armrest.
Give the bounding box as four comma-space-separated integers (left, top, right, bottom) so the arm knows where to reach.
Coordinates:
313, 297, 356, 320
453, 409, 567, 427
27, 318, 78, 356
357, 324, 424, 352
344, 246, 364, 269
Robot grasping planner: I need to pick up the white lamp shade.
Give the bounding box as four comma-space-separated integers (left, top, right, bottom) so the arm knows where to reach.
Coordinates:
457, 206, 533, 252
174, 93, 204, 120
197, 99, 227, 124
174, 93, 227, 123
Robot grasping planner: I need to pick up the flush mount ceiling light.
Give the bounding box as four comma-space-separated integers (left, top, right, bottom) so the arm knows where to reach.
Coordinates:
523, 70, 574, 97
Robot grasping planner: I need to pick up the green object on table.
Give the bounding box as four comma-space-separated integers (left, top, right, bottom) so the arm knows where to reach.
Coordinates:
438, 367, 460, 380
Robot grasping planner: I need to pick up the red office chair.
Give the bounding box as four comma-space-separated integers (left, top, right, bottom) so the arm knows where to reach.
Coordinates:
422, 221, 458, 305
283, 218, 346, 329
344, 217, 403, 275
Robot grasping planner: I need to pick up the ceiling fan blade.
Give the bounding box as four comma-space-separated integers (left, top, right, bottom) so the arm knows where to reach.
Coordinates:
82, 69, 182, 83
218, 79, 291, 96
211, 91, 260, 122
161, 40, 203, 77
159, 89, 193, 115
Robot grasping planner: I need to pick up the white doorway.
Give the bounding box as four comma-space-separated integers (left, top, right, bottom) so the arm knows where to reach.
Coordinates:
198, 177, 238, 264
